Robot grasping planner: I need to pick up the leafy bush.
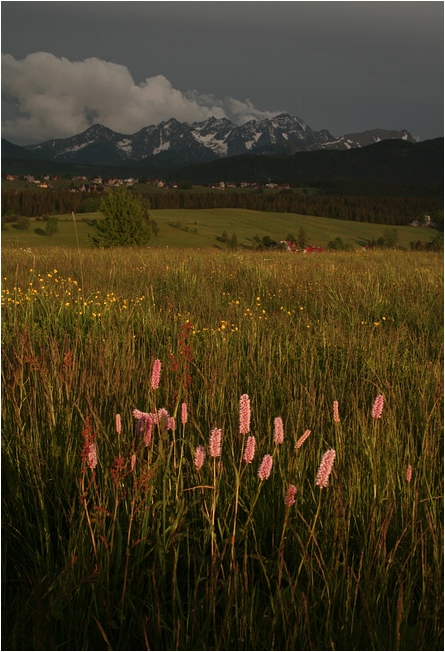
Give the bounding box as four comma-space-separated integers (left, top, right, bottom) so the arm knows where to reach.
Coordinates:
2, 213, 19, 223
327, 236, 352, 251
46, 216, 59, 236
14, 216, 31, 230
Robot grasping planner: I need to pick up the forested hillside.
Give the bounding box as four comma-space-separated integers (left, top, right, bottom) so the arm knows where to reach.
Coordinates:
143, 189, 441, 226
2, 186, 442, 226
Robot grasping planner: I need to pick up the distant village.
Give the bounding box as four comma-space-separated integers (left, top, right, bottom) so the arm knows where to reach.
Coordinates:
3, 173, 291, 193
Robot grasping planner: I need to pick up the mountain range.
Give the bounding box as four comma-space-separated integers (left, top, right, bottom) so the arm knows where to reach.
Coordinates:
4, 113, 417, 166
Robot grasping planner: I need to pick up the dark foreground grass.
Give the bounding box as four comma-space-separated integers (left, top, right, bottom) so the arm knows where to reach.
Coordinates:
1, 247, 443, 650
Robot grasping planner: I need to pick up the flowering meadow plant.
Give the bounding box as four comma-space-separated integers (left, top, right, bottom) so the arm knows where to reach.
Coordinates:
333, 400, 340, 423
372, 394, 384, 419
315, 449, 336, 488
243, 435, 256, 464
296, 429, 311, 449
194, 445, 206, 472
274, 417, 284, 444
209, 428, 222, 458
151, 359, 161, 390
239, 393, 251, 434
258, 454, 273, 481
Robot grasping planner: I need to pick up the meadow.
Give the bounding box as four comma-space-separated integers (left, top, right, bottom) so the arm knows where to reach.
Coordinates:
1, 245, 443, 650
1, 207, 439, 250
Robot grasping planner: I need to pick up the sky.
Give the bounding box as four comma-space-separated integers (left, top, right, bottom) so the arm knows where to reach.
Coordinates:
1, 1, 443, 145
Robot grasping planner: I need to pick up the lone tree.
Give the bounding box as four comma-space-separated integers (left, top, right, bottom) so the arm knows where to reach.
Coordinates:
45, 216, 58, 236
298, 226, 308, 250
383, 227, 399, 248
91, 186, 152, 247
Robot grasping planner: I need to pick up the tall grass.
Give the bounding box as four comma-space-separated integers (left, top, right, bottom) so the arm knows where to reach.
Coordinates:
2, 246, 443, 650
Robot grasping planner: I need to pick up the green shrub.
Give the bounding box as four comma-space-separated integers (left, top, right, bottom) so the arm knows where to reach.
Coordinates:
45, 215, 59, 235
14, 216, 31, 230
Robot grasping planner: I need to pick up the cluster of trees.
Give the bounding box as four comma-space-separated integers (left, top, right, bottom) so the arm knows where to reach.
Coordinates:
216, 228, 310, 251
2, 213, 59, 237
326, 237, 353, 251
365, 228, 443, 252
363, 227, 442, 251
365, 228, 400, 249
1, 188, 86, 217
216, 231, 239, 248
409, 236, 443, 251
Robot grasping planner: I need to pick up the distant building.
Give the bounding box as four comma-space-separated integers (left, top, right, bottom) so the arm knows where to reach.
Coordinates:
278, 240, 298, 252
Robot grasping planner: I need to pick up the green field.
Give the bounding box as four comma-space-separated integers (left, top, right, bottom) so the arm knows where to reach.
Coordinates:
2, 245, 443, 650
1, 207, 439, 249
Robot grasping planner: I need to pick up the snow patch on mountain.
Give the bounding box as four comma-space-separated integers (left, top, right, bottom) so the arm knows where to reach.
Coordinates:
191, 130, 228, 156
117, 139, 133, 156
152, 141, 171, 155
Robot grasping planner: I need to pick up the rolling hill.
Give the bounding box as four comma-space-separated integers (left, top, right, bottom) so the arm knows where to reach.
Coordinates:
1, 208, 439, 250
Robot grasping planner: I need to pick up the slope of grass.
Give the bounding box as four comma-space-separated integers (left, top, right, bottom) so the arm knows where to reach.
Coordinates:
1, 208, 439, 249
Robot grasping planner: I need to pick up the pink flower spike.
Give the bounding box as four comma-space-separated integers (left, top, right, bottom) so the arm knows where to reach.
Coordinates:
209, 428, 222, 458
406, 464, 413, 483
116, 413, 122, 434
181, 402, 188, 425
131, 453, 136, 472
296, 429, 311, 449
239, 394, 251, 435
88, 443, 97, 470
151, 359, 161, 391
194, 445, 206, 472
168, 417, 176, 431
243, 436, 256, 464
372, 394, 384, 419
316, 449, 336, 488
333, 401, 340, 424
274, 417, 284, 444
258, 454, 273, 481
285, 485, 297, 507
157, 408, 169, 430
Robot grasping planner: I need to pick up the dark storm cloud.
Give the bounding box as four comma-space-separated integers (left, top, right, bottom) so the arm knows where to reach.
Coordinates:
2, 2, 443, 144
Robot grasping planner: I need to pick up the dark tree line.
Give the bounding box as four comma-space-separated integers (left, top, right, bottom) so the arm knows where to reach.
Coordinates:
1, 187, 442, 226
144, 190, 442, 226
1, 188, 86, 218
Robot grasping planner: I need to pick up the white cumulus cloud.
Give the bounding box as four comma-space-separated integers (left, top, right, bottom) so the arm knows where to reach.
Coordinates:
1, 52, 281, 144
